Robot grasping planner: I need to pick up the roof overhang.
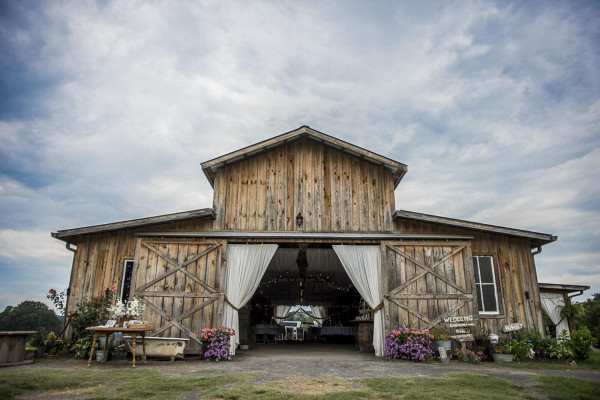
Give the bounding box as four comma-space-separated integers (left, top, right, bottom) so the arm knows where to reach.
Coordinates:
135, 231, 474, 241
538, 282, 590, 297
394, 209, 557, 247
201, 125, 407, 188
52, 209, 216, 242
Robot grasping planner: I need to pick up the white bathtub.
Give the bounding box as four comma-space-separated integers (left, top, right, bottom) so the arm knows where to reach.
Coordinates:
123, 336, 189, 361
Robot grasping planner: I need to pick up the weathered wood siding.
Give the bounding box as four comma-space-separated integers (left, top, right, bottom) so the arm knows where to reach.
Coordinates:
382, 241, 475, 331
212, 139, 396, 232
66, 218, 214, 322
394, 219, 544, 334
133, 238, 225, 351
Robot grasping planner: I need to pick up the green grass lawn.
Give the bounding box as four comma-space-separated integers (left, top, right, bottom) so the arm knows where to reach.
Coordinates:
1, 366, 599, 400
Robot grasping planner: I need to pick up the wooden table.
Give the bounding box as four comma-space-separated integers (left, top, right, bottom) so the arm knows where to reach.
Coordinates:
85, 326, 154, 368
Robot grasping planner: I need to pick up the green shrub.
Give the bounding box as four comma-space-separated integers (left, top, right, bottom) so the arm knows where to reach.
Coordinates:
568, 327, 597, 360
516, 329, 553, 358
70, 335, 97, 358
511, 339, 534, 361
68, 287, 116, 337
549, 331, 576, 361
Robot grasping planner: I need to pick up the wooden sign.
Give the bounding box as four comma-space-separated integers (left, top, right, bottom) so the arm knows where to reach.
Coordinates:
443, 314, 477, 328
438, 346, 449, 359
502, 323, 523, 333
451, 333, 474, 343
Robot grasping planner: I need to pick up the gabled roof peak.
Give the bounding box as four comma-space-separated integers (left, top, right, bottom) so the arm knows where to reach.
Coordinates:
201, 126, 407, 187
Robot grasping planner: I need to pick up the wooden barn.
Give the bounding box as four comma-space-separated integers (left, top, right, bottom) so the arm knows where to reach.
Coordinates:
52, 126, 557, 356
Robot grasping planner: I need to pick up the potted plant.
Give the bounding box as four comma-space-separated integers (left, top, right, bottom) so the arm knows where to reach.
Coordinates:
24, 346, 36, 360
199, 326, 235, 362
492, 338, 514, 362
111, 344, 128, 361
458, 348, 483, 363
475, 330, 490, 345
431, 327, 453, 356
30, 333, 46, 358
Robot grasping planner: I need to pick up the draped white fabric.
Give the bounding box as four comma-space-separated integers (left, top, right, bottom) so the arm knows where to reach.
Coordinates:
223, 244, 278, 354
332, 245, 385, 356
540, 292, 570, 339
273, 305, 292, 324
310, 305, 328, 326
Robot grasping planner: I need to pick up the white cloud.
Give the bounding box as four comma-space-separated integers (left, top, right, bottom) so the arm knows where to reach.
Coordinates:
0, 0, 599, 306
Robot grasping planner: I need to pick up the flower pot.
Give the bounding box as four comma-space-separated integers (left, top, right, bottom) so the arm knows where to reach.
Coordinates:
492, 353, 513, 362
432, 340, 452, 355
239, 344, 249, 350
34, 346, 46, 359
111, 352, 127, 361
96, 350, 107, 362
461, 357, 471, 362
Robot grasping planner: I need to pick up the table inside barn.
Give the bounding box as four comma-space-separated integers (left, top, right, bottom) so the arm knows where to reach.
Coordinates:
85, 326, 154, 368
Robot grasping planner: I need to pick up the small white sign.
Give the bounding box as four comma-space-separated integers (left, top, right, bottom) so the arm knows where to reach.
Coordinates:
502, 323, 523, 333
438, 346, 448, 359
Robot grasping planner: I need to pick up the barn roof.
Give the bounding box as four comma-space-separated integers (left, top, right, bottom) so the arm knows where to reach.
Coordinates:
51, 208, 215, 242
538, 282, 590, 294
394, 209, 557, 247
201, 125, 408, 188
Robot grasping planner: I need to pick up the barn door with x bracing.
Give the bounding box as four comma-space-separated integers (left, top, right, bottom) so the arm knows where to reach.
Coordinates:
132, 238, 226, 351
382, 241, 478, 331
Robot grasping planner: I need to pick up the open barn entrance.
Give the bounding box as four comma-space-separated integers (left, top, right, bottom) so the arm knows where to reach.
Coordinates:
240, 244, 364, 352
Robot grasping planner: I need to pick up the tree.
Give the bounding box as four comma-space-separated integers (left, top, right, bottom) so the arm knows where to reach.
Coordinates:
575, 293, 600, 344
0, 301, 61, 336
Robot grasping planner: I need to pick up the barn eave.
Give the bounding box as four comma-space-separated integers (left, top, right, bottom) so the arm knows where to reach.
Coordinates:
201, 125, 407, 188
51, 208, 216, 242
394, 209, 557, 247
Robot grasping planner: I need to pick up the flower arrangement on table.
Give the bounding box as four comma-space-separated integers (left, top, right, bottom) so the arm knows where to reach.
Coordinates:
385, 328, 435, 361
458, 348, 483, 362
107, 296, 145, 319
196, 326, 235, 362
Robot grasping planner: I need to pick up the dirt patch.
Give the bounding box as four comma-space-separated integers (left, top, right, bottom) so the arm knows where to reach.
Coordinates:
271, 376, 356, 394
16, 384, 104, 400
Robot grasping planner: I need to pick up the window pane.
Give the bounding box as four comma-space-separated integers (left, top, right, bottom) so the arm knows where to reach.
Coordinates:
473, 257, 480, 283
121, 260, 134, 302
479, 257, 494, 283
475, 285, 483, 310
481, 284, 498, 312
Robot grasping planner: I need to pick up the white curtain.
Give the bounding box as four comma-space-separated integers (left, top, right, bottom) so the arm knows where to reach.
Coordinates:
273, 305, 292, 324
223, 244, 278, 354
540, 292, 570, 339
311, 305, 328, 326
333, 245, 385, 356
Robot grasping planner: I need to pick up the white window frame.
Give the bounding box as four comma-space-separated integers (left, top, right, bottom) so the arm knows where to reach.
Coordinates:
120, 259, 134, 301
473, 255, 499, 314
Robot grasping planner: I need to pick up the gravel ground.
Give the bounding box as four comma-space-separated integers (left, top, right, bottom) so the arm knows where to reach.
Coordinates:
9, 343, 600, 399
15, 343, 600, 381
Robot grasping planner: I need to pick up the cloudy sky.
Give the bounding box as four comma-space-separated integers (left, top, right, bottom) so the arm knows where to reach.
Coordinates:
1, 0, 598, 313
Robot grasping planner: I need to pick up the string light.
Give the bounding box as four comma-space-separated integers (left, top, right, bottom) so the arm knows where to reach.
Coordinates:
259, 272, 353, 292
